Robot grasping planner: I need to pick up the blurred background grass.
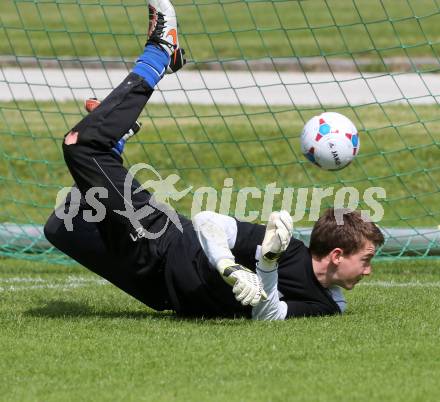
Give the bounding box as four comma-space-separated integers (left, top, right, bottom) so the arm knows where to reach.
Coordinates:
2, 0, 440, 66
1, 100, 439, 227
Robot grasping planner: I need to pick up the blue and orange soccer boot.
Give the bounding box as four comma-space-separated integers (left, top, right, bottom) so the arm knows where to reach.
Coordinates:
147, 0, 186, 73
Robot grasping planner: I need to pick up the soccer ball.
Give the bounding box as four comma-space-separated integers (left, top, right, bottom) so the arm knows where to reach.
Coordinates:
300, 112, 359, 170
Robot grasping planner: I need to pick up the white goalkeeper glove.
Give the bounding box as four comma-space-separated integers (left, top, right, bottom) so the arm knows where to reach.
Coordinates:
260, 211, 293, 270
217, 259, 267, 306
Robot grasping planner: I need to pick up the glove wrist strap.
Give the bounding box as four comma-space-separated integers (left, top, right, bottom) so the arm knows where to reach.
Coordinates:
216, 258, 236, 275
258, 256, 278, 272
263, 251, 282, 261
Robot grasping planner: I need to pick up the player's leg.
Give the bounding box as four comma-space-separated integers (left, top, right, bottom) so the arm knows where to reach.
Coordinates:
45, 98, 169, 307
44, 187, 170, 310
84, 97, 142, 156
61, 0, 185, 264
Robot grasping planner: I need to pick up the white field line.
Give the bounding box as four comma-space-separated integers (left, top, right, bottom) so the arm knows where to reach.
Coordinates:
0, 277, 440, 292
0, 275, 106, 283
0, 276, 108, 292
360, 280, 440, 288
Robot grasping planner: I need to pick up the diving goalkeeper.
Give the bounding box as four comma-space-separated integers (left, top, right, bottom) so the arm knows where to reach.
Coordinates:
44, 0, 384, 320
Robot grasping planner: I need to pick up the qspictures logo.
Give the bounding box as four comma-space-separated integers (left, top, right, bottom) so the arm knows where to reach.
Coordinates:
54, 162, 386, 240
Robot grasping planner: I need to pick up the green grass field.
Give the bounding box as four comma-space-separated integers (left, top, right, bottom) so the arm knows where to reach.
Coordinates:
2, 0, 440, 64
1, 257, 439, 401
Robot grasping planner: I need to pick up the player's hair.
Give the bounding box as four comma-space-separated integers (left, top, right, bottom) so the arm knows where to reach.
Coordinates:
309, 208, 384, 258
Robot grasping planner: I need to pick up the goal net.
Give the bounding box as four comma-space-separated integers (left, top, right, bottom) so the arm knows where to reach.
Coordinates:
1, 0, 439, 262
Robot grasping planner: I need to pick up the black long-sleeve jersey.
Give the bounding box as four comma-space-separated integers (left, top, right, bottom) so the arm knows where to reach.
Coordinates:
45, 195, 340, 319
164, 218, 340, 318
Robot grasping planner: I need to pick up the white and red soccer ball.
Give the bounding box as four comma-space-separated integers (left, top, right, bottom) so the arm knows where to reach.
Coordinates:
300, 112, 359, 171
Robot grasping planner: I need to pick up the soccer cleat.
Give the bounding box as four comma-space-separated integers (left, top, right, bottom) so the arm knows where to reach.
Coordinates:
84, 98, 142, 155
147, 0, 186, 73
167, 47, 186, 74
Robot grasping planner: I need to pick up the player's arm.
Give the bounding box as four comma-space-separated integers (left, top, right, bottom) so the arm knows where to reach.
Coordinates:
281, 286, 346, 318
256, 213, 346, 319
252, 211, 292, 320
283, 296, 346, 317
193, 211, 267, 307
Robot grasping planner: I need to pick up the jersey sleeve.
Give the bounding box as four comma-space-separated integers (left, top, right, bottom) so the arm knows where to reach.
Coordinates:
252, 265, 287, 320
283, 299, 342, 318
192, 211, 238, 267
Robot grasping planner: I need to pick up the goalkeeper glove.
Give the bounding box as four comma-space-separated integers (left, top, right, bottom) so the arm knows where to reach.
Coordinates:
260, 211, 293, 270
217, 259, 267, 306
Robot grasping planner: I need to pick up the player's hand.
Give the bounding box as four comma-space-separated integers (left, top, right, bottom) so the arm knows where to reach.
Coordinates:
261, 211, 293, 266
217, 259, 267, 306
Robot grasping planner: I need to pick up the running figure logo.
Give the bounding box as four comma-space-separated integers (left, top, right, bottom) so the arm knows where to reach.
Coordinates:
140, 173, 192, 207
114, 163, 192, 240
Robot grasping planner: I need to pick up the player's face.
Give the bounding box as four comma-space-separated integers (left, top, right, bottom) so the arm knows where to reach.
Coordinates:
334, 241, 376, 290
